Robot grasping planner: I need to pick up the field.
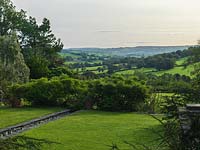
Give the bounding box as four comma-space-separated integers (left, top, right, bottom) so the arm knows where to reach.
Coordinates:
175, 57, 188, 66
59, 52, 81, 59
154, 65, 194, 77
0, 107, 64, 129
22, 110, 162, 150
115, 68, 155, 75
61, 49, 197, 77
153, 57, 194, 76
85, 66, 103, 71
115, 58, 197, 77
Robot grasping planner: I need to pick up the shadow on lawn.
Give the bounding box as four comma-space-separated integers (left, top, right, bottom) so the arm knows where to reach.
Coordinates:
114, 124, 163, 150
72, 110, 151, 117
0, 136, 60, 150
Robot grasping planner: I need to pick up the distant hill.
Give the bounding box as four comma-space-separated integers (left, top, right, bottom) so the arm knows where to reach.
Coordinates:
62, 46, 190, 57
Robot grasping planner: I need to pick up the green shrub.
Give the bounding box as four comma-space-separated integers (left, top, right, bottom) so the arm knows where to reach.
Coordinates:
9, 76, 86, 107
88, 76, 149, 111
9, 75, 148, 111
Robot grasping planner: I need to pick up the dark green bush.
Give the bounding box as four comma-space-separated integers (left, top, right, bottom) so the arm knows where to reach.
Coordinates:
9, 75, 148, 111
48, 67, 74, 78
9, 76, 86, 106
88, 76, 149, 111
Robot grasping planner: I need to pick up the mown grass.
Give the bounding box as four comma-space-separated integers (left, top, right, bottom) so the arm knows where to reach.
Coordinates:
0, 107, 64, 129
23, 110, 162, 150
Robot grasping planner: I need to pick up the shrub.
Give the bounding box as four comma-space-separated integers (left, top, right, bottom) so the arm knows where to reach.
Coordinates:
9, 75, 148, 111
9, 76, 86, 107
88, 76, 149, 111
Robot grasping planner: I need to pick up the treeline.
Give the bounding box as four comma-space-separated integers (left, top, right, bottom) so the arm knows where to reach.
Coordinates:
63, 51, 109, 62
145, 73, 191, 93
103, 49, 192, 73
136, 49, 191, 70
70, 62, 103, 69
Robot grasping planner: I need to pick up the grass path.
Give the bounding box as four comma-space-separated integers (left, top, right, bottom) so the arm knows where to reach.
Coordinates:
23, 110, 162, 150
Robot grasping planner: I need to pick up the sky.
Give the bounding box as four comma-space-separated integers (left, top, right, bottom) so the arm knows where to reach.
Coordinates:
12, 0, 200, 48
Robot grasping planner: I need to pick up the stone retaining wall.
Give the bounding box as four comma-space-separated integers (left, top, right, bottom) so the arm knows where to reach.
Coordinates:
179, 104, 200, 134
0, 109, 72, 139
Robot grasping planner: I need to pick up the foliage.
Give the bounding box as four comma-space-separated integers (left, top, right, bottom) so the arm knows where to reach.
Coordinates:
183, 63, 200, 103
0, 0, 63, 79
26, 56, 50, 79
9, 76, 86, 107
48, 66, 74, 78
187, 46, 200, 63
160, 95, 185, 118
88, 75, 149, 111
146, 73, 191, 93
0, 0, 25, 36
9, 75, 148, 111
102, 48, 191, 74
183, 116, 200, 150
149, 96, 200, 150
0, 136, 57, 150
0, 34, 30, 95
20, 17, 64, 79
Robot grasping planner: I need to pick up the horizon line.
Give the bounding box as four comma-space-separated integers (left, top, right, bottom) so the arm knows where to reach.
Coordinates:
63, 44, 195, 49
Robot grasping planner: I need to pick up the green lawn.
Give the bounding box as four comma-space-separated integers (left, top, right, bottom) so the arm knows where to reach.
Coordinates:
23, 110, 162, 150
0, 107, 64, 129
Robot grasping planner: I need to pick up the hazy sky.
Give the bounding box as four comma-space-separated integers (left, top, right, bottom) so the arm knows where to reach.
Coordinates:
12, 0, 200, 48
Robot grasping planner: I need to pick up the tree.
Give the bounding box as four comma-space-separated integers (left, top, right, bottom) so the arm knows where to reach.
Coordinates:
187, 46, 200, 63
0, 0, 25, 36
19, 17, 64, 79
0, 0, 64, 79
0, 136, 57, 150
0, 34, 30, 91
20, 17, 63, 64
26, 56, 50, 79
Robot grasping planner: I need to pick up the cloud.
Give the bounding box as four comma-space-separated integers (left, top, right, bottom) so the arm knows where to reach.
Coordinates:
97, 30, 121, 33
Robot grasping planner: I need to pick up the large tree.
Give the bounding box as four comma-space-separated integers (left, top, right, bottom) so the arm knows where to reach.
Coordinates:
0, 0, 64, 79
0, 34, 30, 92
20, 17, 63, 64
20, 17, 64, 78
0, 0, 25, 35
